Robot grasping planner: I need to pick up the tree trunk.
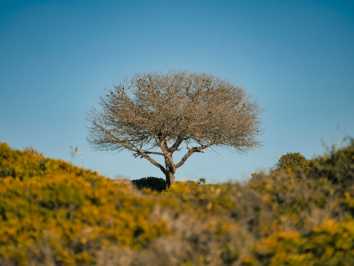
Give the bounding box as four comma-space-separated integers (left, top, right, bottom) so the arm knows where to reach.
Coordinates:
164, 171, 175, 188
161, 149, 176, 189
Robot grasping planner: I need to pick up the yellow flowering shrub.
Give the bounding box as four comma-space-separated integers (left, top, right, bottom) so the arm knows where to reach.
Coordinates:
254, 219, 354, 266
0, 140, 353, 265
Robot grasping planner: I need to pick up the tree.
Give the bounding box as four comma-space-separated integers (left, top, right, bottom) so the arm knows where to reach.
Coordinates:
88, 72, 259, 187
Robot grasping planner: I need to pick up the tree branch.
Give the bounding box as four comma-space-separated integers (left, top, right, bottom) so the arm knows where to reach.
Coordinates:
169, 136, 184, 153
135, 149, 166, 173
134, 151, 164, 156
95, 125, 166, 173
175, 145, 208, 169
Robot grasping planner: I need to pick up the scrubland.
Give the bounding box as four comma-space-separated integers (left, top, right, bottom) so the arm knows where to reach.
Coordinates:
0, 139, 353, 265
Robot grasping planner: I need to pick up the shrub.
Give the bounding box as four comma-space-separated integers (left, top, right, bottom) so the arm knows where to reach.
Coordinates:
0, 140, 353, 265
309, 138, 354, 186
276, 152, 309, 176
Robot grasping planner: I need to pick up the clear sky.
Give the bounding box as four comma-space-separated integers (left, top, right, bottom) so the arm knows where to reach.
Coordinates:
0, 0, 353, 182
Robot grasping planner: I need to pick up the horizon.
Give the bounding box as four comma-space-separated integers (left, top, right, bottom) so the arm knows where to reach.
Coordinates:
1, 0, 353, 182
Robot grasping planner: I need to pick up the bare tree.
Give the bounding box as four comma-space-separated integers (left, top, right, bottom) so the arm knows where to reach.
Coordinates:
88, 72, 259, 187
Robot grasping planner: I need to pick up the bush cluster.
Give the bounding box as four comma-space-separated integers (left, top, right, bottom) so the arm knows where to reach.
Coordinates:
0, 140, 353, 265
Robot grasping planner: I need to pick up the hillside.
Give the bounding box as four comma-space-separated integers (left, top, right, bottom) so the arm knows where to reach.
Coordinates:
0, 141, 353, 266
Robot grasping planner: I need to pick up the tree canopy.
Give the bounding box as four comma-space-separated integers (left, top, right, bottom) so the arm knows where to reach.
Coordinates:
89, 72, 259, 187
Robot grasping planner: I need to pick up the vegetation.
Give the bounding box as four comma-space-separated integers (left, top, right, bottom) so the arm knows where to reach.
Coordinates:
88, 72, 259, 187
0, 139, 353, 265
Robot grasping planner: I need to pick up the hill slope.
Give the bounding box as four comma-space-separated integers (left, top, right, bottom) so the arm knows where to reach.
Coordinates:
0, 141, 353, 266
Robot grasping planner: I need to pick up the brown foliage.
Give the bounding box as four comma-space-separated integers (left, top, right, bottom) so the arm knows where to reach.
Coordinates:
89, 72, 259, 186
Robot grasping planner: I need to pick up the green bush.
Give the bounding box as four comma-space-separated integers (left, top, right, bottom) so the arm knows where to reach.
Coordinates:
276, 152, 309, 174
309, 138, 354, 186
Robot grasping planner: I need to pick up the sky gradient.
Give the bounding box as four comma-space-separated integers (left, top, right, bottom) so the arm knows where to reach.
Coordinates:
1, 0, 353, 182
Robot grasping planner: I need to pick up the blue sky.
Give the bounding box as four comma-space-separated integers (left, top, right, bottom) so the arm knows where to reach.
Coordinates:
0, 0, 353, 182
